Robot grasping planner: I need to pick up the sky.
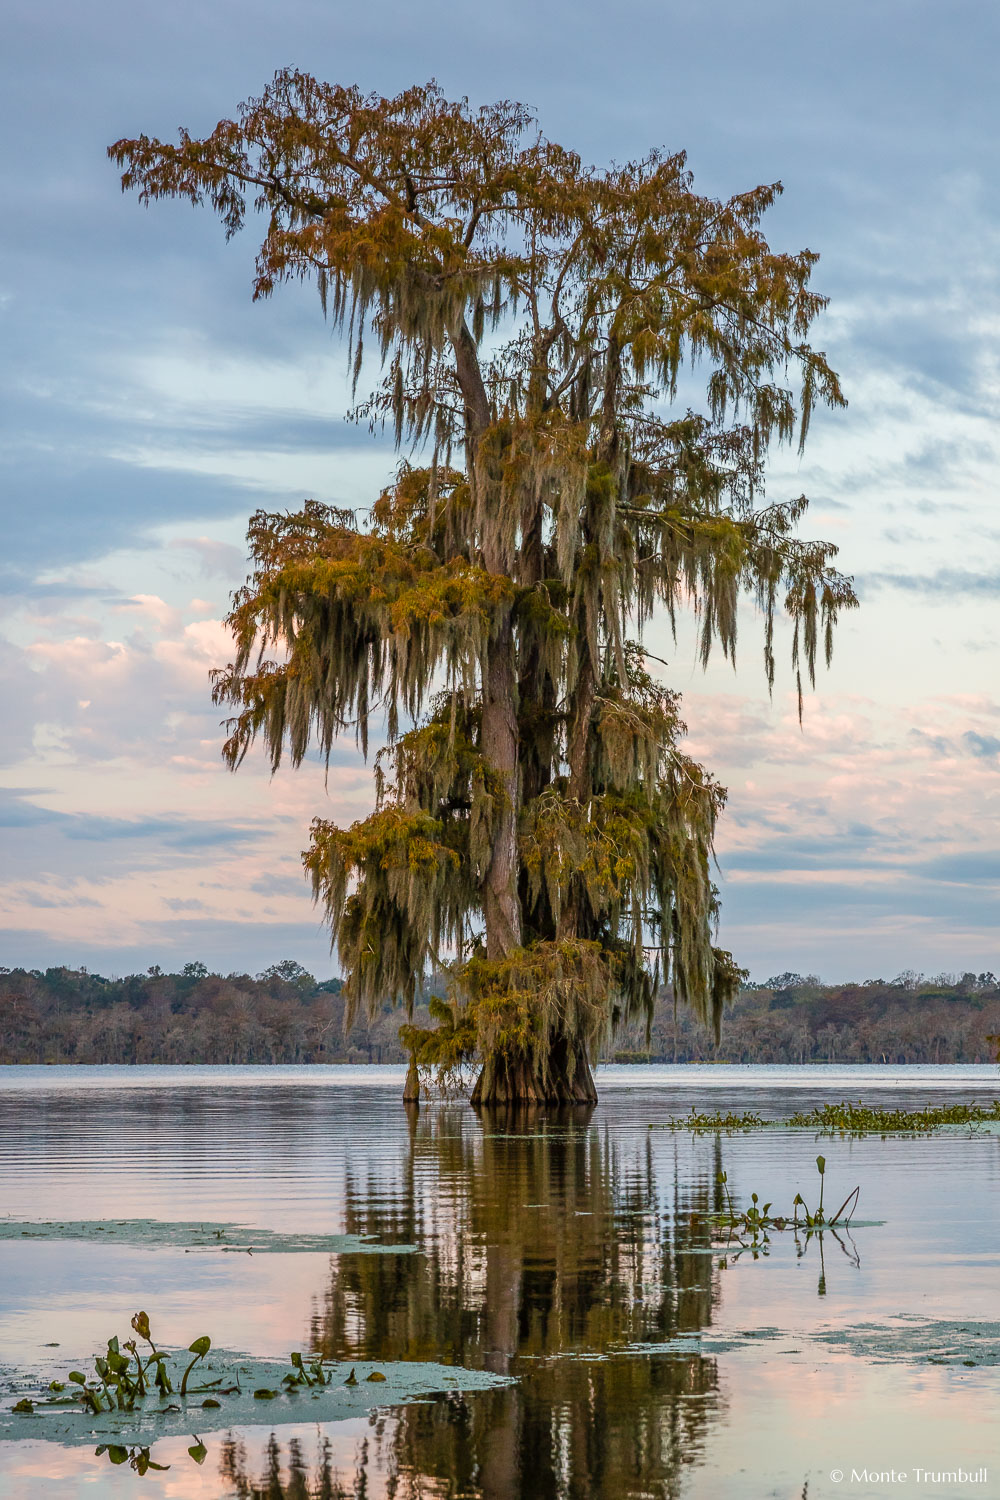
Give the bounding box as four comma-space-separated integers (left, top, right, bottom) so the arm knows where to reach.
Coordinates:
2, 0, 999, 983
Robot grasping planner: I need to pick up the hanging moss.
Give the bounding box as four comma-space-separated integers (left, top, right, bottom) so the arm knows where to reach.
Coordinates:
112, 74, 855, 1099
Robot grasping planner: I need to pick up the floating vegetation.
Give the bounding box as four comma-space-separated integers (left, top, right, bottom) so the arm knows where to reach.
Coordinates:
707, 1158, 866, 1291
813, 1315, 1000, 1367
650, 1099, 1000, 1134
712, 1157, 859, 1238
2, 1313, 515, 1448
651, 1107, 768, 1131
0, 1220, 416, 1254
11, 1315, 222, 1418
629, 1317, 1000, 1369
786, 1099, 1000, 1133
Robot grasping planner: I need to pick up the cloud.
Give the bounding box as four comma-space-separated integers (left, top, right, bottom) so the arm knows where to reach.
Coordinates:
0, 791, 263, 849
720, 872, 1000, 947
6, 615, 234, 769
168, 536, 247, 579
718, 827, 899, 875
904, 725, 1000, 765
21, 890, 102, 910
911, 851, 1000, 885
676, 685, 1000, 973
249, 872, 312, 899
0, 578, 121, 606
908, 728, 952, 758
63, 815, 263, 849
0, 455, 258, 576
0, 792, 65, 830
4, 0, 1000, 981
865, 570, 1000, 598
963, 730, 1000, 759
112, 594, 183, 631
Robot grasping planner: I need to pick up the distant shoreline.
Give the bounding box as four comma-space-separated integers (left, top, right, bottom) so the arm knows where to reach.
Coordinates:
2, 966, 998, 1066
0, 1058, 996, 1068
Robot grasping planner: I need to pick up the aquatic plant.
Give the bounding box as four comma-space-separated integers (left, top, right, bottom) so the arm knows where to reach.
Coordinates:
7, 1313, 401, 1430
95, 1443, 170, 1475
650, 1106, 767, 1131
711, 1160, 862, 1293
786, 1099, 1000, 1133
10, 1315, 218, 1418
816, 1154, 825, 1220
712, 1157, 858, 1238
179, 1336, 212, 1397
279, 1351, 352, 1390
651, 1098, 1000, 1134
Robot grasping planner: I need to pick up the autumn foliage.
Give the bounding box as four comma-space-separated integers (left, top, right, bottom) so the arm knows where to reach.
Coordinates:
110, 74, 856, 1101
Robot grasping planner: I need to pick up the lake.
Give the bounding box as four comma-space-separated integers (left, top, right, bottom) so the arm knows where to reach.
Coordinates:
1, 1064, 998, 1498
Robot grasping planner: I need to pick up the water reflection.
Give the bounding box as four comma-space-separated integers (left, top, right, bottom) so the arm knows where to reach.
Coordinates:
221, 1433, 347, 1499
305, 1105, 724, 1498
3, 1073, 998, 1497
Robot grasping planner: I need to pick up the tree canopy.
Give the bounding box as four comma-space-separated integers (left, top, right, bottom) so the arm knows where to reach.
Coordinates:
110, 72, 857, 1102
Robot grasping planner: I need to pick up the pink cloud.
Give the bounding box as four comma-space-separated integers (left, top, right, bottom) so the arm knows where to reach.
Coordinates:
113, 593, 183, 631
6, 598, 1000, 974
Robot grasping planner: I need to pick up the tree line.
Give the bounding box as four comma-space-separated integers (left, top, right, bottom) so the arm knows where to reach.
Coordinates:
0, 962, 997, 1066
612, 970, 1000, 1065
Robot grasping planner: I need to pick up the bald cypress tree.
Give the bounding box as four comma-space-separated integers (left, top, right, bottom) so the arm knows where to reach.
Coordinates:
111, 74, 856, 1103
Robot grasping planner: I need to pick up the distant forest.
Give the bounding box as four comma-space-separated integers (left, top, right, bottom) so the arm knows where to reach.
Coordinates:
1, 962, 998, 1066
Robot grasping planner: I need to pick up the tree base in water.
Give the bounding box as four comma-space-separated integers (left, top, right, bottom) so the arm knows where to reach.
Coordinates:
402, 1056, 420, 1102
470, 1042, 598, 1106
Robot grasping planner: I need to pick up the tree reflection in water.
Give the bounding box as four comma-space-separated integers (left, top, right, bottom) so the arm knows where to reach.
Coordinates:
221, 1432, 351, 1498
284, 1104, 729, 1499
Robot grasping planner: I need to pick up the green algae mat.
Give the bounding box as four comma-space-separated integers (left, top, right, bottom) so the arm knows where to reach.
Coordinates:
627, 1316, 1000, 1367
2, 1350, 513, 1447
0, 1220, 416, 1254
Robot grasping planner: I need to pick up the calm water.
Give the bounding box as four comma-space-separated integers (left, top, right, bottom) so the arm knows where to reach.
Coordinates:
0, 1065, 998, 1498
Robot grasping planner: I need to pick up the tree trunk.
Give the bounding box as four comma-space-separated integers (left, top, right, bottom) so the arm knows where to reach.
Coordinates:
516, 500, 555, 810
482, 609, 521, 959
402, 1055, 420, 1102
471, 1034, 597, 1106
565, 650, 594, 805
448, 313, 521, 964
